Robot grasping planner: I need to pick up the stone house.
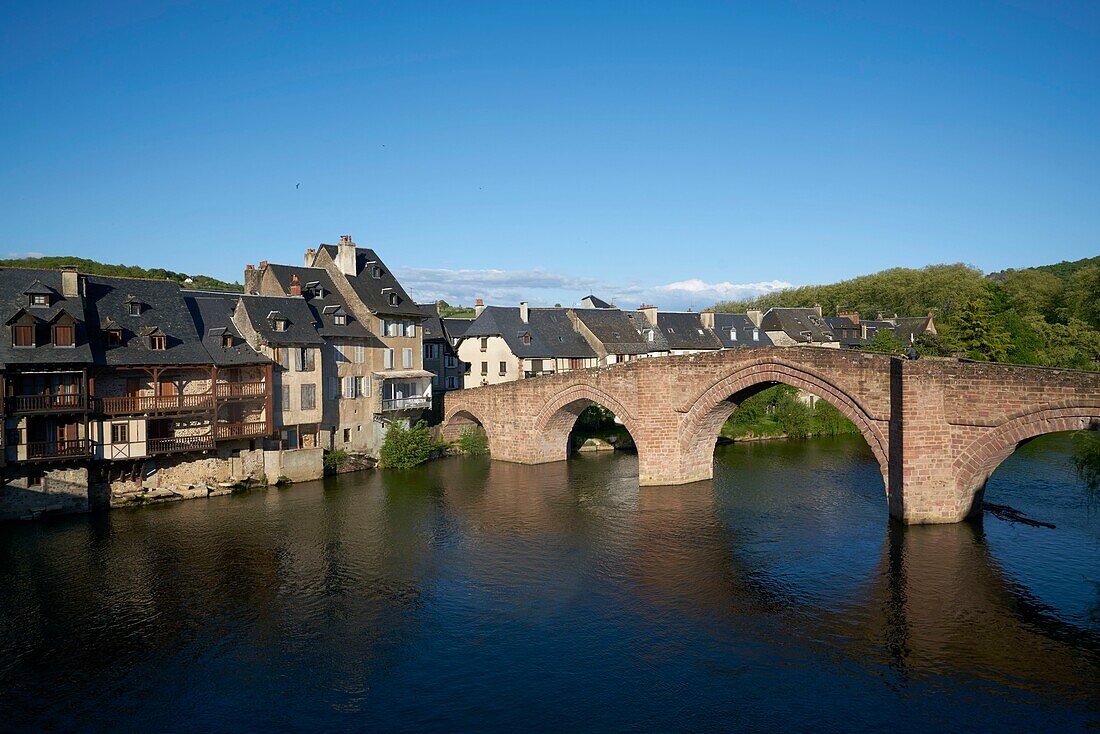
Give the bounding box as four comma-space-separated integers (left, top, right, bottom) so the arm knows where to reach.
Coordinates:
755, 306, 840, 348
418, 303, 464, 421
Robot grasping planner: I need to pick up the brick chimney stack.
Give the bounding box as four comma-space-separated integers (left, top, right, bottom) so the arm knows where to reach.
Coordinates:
336, 234, 356, 276
244, 263, 263, 294
475, 298, 485, 317
289, 273, 302, 296
838, 310, 860, 325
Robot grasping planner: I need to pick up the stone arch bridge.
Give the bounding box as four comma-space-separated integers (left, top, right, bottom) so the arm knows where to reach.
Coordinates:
442, 347, 1100, 524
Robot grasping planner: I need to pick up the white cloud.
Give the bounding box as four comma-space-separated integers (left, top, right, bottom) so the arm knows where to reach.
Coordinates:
394, 266, 792, 311
3, 251, 45, 259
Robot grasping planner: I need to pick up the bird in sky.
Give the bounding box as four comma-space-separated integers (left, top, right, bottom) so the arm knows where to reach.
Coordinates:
295, 183, 300, 189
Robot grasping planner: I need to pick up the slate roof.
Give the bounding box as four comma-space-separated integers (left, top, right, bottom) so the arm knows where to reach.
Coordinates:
182, 291, 271, 366
712, 313, 772, 348
0, 267, 93, 366
893, 316, 934, 343
825, 316, 862, 348
625, 310, 669, 352
581, 294, 614, 309
82, 275, 214, 366
317, 244, 423, 318
442, 317, 473, 342
238, 295, 325, 346
760, 308, 837, 344
417, 303, 446, 341
656, 311, 723, 351
572, 308, 650, 355
460, 306, 596, 358
265, 263, 373, 340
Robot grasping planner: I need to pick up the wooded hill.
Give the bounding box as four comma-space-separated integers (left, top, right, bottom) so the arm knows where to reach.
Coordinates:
714, 257, 1100, 371
0, 255, 242, 292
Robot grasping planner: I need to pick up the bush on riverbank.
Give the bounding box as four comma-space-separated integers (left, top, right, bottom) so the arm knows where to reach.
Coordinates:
721, 385, 859, 440
380, 420, 435, 469
457, 427, 489, 456
570, 405, 634, 450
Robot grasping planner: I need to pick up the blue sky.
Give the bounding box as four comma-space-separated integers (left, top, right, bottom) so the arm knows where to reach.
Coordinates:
2, 1, 1097, 309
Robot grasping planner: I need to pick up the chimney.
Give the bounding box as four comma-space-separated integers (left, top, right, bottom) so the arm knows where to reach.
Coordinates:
289, 273, 302, 296
336, 234, 356, 276
244, 263, 263, 294
813, 303, 822, 318
304, 247, 316, 267
837, 310, 860, 325
60, 266, 80, 297
475, 298, 485, 317
519, 301, 529, 323
639, 304, 658, 327
746, 309, 762, 327
700, 310, 715, 329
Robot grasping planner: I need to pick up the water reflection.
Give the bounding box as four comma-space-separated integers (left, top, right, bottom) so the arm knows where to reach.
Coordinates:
0, 436, 1096, 731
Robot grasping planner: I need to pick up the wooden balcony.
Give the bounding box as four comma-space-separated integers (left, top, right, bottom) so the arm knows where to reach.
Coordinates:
147, 435, 216, 455
214, 421, 270, 440
98, 393, 215, 416
381, 396, 432, 412
26, 439, 92, 460
215, 381, 268, 400
8, 393, 87, 414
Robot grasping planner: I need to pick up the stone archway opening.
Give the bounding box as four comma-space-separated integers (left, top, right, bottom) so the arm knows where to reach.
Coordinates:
567, 403, 638, 457
441, 409, 491, 454
673, 365, 890, 492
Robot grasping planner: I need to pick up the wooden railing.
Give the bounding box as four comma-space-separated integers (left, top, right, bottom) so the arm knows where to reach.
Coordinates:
215, 382, 267, 399
98, 393, 215, 415
214, 421, 269, 440
26, 439, 92, 459
9, 393, 87, 413
147, 435, 216, 454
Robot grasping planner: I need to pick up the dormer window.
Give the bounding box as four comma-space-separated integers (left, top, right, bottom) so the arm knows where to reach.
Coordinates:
730, 329, 737, 341
53, 324, 74, 347
273, 319, 287, 332
107, 329, 123, 346
151, 335, 166, 350
522, 333, 531, 345
388, 293, 399, 306
13, 324, 34, 347
646, 330, 654, 342
334, 314, 347, 326
371, 266, 382, 279
30, 294, 49, 307
752, 329, 759, 341
222, 334, 234, 348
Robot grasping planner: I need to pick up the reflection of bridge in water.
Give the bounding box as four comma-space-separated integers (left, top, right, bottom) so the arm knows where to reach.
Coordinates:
445, 348, 1100, 523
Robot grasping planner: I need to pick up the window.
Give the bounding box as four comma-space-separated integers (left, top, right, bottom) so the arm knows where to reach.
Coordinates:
354, 345, 364, 364
111, 423, 129, 444
498, 361, 507, 376
384, 319, 399, 337
296, 347, 315, 372
107, 329, 122, 346
343, 428, 351, 442
273, 318, 287, 332
222, 334, 233, 348
151, 335, 167, 350
445, 376, 457, 389
425, 343, 440, 359
30, 294, 48, 307
522, 333, 531, 345
384, 348, 394, 369
405, 321, 416, 337
27, 470, 44, 488
481, 361, 488, 376
281, 385, 291, 413
402, 348, 413, 369
128, 302, 142, 316
53, 324, 74, 347
278, 347, 290, 370
388, 293, 399, 306
301, 383, 316, 411
13, 325, 34, 347
568, 358, 584, 370
464, 362, 471, 375
371, 266, 382, 279
444, 355, 457, 369
333, 314, 347, 326
752, 329, 759, 342
646, 330, 654, 343
480, 337, 488, 352
344, 376, 360, 399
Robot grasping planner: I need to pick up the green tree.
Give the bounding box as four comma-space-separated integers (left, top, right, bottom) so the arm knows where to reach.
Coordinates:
774, 390, 813, 438
457, 427, 489, 456
1072, 431, 1100, 495
379, 420, 435, 468
949, 297, 1012, 362
1065, 265, 1100, 329
868, 328, 906, 355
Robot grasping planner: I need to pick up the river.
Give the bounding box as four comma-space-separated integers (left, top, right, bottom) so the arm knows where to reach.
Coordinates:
1, 434, 1097, 732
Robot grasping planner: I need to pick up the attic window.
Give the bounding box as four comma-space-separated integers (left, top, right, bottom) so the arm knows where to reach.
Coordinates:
334, 314, 347, 325
52, 323, 75, 347
128, 302, 142, 316
222, 334, 234, 348
730, 329, 737, 341
107, 329, 123, 346
522, 333, 531, 345
151, 335, 167, 350
646, 330, 654, 342
697, 329, 704, 335
273, 319, 288, 332
13, 324, 34, 347
371, 266, 383, 279
388, 293, 399, 306
29, 294, 49, 307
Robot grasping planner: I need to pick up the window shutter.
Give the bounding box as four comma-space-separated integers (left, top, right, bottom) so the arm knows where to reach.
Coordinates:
384, 348, 394, 369
402, 348, 412, 368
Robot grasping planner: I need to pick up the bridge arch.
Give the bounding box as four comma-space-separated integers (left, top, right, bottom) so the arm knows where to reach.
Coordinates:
953, 401, 1100, 510
533, 383, 641, 463
441, 406, 494, 447
675, 359, 890, 488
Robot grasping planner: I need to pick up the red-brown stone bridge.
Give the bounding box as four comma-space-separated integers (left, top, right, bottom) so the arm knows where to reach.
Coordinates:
442, 348, 1100, 524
